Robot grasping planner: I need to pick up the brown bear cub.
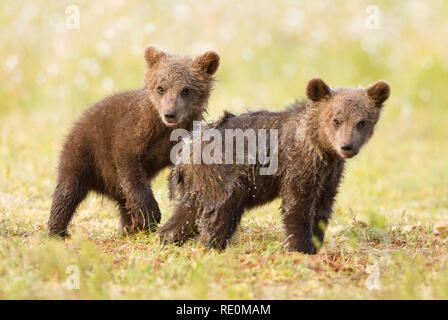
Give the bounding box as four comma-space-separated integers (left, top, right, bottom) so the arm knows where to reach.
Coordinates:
48, 46, 220, 237
159, 78, 390, 254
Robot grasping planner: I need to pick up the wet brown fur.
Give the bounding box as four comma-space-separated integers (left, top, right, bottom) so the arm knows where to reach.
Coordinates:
159, 78, 390, 254
48, 46, 219, 237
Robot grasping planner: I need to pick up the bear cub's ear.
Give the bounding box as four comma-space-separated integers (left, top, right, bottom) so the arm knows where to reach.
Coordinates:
366, 80, 390, 106
144, 46, 166, 68
193, 51, 220, 75
306, 78, 332, 102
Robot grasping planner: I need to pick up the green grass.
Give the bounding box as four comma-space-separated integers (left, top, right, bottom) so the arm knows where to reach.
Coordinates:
0, 0, 447, 299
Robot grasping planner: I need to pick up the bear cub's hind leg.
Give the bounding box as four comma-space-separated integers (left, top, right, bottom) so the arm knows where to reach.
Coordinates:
199, 191, 246, 250
48, 177, 89, 238
158, 206, 199, 245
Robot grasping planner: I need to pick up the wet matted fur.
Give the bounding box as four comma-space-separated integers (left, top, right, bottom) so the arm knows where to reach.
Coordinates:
159, 78, 390, 254
48, 46, 219, 237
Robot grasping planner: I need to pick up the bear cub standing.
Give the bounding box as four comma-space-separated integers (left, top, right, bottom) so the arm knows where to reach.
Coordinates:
159, 78, 390, 254
48, 46, 220, 237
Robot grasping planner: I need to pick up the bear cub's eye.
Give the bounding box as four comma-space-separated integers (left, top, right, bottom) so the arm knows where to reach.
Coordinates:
181, 88, 190, 97
157, 86, 164, 94
357, 120, 366, 129
333, 119, 340, 127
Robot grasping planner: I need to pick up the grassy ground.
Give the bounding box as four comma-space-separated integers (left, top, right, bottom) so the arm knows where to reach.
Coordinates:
1, 1, 447, 299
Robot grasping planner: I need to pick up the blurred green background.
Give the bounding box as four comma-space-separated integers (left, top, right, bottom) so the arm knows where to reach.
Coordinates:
0, 0, 447, 299
2, 0, 447, 115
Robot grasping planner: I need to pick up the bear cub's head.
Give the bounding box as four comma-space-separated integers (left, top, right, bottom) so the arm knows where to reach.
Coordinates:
144, 46, 220, 127
306, 78, 390, 159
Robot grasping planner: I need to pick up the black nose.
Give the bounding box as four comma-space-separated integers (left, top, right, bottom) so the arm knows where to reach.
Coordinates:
341, 143, 353, 151
164, 112, 176, 120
